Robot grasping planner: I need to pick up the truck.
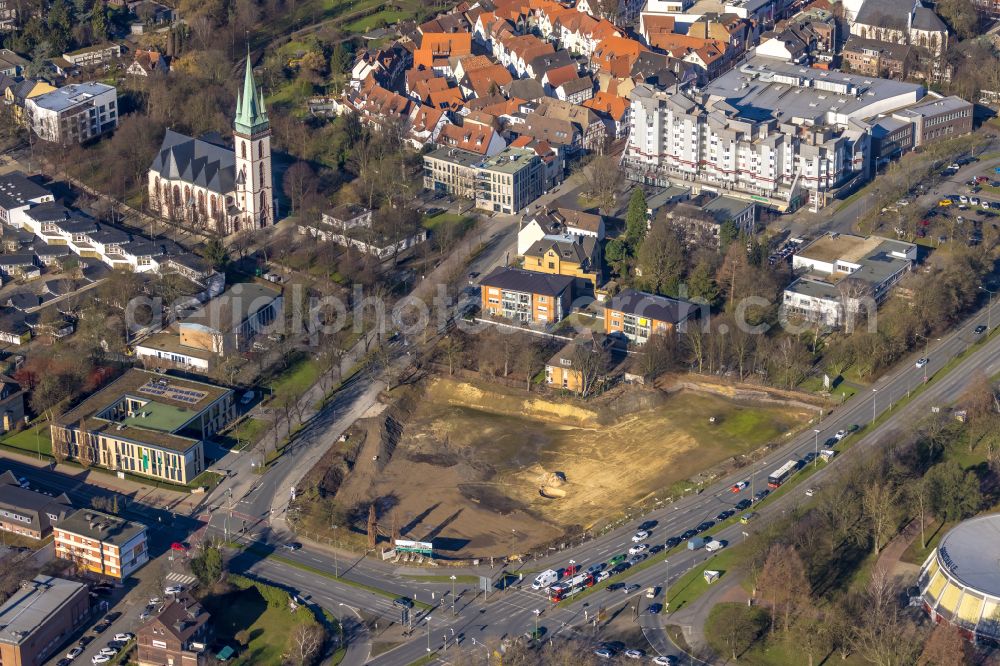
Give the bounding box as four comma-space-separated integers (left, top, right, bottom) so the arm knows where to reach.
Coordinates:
687, 536, 706, 550
705, 540, 724, 552
532, 569, 559, 590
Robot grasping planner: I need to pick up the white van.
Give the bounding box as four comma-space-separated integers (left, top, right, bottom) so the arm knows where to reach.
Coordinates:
532, 569, 559, 590
705, 540, 724, 553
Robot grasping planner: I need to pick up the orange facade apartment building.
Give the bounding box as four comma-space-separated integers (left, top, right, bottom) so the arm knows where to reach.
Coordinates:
604, 288, 694, 344
480, 266, 574, 324
54, 509, 148, 580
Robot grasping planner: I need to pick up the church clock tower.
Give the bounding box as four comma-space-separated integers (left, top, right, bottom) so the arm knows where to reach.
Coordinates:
234, 53, 273, 230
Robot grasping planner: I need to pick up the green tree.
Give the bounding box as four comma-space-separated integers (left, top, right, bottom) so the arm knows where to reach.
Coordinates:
636, 221, 685, 295
191, 544, 224, 586
624, 188, 648, 246
926, 461, 981, 522
604, 238, 631, 278
91, 6, 108, 40
202, 237, 229, 269
686, 257, 719, 305
718, 219, 739, 250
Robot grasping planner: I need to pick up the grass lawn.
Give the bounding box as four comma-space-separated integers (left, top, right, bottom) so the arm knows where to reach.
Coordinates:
664, 546, 745, 613
226, 418, 269, 450
203, 578, 317, 665
271, 354, 322, 398
900, 519, 950, 566
344, 8, 411, 32
422, 211, 472, 231
2, 424, 52, 457
189, 470, 224, 489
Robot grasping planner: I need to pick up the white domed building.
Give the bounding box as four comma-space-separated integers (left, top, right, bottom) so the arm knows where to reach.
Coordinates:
918, 514, 1000, 642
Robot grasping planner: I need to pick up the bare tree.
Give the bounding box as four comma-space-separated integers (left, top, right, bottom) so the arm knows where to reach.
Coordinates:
757, 543, 809, 633
286, 623, 325, 666
583, 155, 623, 214
850, 568, 922, 666
572, 341, 607, 398
862, 480, 900, 554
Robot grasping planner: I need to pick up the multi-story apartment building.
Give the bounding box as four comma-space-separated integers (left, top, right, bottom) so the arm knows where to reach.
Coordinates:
782, 233, 916, 327
480, 266, 575, 324
0, 471, 71, 540
623, 56, 926, 211
0, 576, 90, 666
137, 595, 211, 666
50, 369, 235, 485
424, 146, 549, 214
423, 147, 481, 199
604, 288, 694, 344
24, 82, 118, 145
54, 509, 148, 580
475, 147, 544, 214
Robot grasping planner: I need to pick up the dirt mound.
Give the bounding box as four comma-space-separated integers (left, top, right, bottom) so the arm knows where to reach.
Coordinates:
538, 471, 568, 499
458, 484, 526, 515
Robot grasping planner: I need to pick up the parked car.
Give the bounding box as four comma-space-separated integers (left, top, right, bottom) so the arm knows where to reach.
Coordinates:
92, 621, 111, 634
594, 648, 613, 659
91, 657, 110, 665
112, 633, 134, 643
624, 649, 645, 659
65, 647, 83, 660
164, 585, 184, 595
653, 657, 677, 666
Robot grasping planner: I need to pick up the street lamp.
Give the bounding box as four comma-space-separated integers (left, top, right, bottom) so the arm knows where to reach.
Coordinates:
813, 428, 820, 467
664, 559, 670, 612
450, 575, 457, 616
426, 616, 432, 653
533, 609, 541, 637
872, 388, 878, 424
471, 637, 489, 665
332, 525, 339, 577
981, 286, 995, 331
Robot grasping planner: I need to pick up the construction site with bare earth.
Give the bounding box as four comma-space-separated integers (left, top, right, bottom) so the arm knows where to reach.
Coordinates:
290, 374, 818, 558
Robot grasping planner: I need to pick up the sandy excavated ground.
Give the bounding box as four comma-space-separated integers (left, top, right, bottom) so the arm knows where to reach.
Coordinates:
352, 378, 810, 557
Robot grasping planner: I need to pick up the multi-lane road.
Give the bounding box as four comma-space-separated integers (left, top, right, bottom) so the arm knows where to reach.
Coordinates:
11, 282, 1000, 665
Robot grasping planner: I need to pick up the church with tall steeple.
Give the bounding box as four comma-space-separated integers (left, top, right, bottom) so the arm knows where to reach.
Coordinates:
148, 53, 274, 235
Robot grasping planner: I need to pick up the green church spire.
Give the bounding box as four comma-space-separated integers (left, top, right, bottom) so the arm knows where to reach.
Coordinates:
235, 49, 269, 135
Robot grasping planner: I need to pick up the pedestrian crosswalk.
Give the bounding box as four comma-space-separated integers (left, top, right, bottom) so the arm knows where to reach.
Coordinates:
165, 572, 196, 586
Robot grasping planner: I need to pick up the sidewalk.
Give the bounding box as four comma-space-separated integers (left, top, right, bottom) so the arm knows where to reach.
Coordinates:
0, 447, 199, 512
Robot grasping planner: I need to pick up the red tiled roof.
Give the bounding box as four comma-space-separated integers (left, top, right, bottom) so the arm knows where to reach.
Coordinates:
582, 91, 628, 121
437, 123, 497, 154
543, 63, 579, 88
